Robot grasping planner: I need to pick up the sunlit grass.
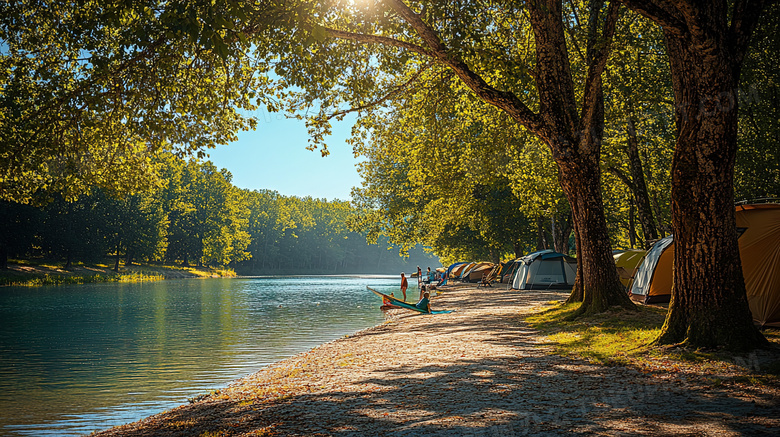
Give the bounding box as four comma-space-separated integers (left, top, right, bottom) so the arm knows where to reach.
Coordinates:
1, 260, 233, 286
0, 271, 165, 286
526, 302, 666, 366
526, 302, 780, 385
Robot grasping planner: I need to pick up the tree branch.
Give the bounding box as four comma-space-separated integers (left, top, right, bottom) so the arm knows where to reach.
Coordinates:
580, 0, 620, 131
607, 165, 635, 191
384, 0, 541, 132
323, 28, 433, 58
326, 61, 434, 120
618, 0, 687, 35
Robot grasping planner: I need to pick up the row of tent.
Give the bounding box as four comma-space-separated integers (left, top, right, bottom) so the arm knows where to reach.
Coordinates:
442, 261, 498, 283
444, 249, 577, 290
443, 203, 780, 327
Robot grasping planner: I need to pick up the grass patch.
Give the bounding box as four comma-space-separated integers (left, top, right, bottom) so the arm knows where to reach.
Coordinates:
526, 302, 667, 366
526, 302, 780, 386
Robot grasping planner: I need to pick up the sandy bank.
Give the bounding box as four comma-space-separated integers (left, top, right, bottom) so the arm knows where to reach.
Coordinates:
92, 284, 779, 436
1, 262, 228, 286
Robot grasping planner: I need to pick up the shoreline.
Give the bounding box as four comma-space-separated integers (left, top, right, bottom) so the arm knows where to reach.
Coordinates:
0, 262, 233, 286
90, 283, 780, 436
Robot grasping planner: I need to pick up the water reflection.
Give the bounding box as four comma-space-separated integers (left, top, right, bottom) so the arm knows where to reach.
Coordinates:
0, 275, 394, 435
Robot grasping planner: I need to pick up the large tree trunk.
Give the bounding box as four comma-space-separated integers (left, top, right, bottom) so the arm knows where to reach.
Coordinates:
382, 0, 628, 314
559, 155, 634, 313
656, 26, 766, 350
529, 0, 632, 314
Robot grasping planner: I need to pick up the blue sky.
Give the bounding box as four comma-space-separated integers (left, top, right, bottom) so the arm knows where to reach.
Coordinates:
207, 112, 362, 202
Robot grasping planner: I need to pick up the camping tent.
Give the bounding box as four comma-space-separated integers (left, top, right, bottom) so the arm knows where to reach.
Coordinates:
628, 237, 674, 303
444, 262, 467, 278
613, 249, 648, 289
449, 262, 471, 279
465, 262, 495, 282
510, 250, 577, 290
629, 203, 780, 327
456, 262, 477, 280
500, 259, 521, 283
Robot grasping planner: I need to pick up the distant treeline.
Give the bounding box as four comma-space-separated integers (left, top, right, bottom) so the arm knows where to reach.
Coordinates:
0, 154, 438, 274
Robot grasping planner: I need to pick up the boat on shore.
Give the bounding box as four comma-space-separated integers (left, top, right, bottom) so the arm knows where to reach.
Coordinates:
367, 286, 453, 314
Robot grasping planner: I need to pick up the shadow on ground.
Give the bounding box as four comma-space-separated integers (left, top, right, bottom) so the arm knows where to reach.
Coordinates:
92, 288, 780, 437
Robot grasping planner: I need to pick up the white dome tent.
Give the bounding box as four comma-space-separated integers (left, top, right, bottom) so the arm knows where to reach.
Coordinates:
510, 250, 577, 290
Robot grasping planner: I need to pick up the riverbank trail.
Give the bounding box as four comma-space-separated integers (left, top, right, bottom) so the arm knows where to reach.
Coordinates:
92, 284, 780, 436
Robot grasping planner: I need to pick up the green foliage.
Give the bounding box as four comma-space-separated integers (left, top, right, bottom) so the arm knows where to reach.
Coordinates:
601, 11, 674, 247
347, 72, 550, 263
0, 0, 272, 203
240, 189, 439, 273
735, 3, 780, 201
1, 152, 438, 273
2, 0, 777, 281
0, 270, 165, 287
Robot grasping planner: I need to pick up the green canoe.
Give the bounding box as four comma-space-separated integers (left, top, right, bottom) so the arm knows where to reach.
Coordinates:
367, 286, 453, 314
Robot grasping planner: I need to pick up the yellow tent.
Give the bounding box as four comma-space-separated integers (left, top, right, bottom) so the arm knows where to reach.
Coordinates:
612, 249, 647, 289
629, 203, 780, 327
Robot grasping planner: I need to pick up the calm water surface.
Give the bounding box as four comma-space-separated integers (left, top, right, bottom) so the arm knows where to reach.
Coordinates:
0, 275, 398, 436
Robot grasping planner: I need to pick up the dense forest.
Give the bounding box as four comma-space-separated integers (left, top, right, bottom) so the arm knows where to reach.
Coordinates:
0, 153, 439, 275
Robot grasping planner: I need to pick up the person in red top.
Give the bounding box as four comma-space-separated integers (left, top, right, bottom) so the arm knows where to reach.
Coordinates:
400, 273, 408, 301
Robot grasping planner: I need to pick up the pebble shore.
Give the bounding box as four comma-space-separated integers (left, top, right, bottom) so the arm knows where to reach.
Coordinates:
92, 284, 780, 436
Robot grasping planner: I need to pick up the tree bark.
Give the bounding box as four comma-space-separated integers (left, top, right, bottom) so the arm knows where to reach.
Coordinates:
559, 153, 634, 313
528, 0, 633, 313
619, 0, 771, 349
654, 29, 766, 350
566, 219, 584, 303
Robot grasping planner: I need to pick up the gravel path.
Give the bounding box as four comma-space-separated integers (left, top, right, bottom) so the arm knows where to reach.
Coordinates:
92, 284, 780, 436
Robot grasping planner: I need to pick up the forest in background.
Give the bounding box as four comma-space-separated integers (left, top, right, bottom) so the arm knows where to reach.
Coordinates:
0, 152, 439, 275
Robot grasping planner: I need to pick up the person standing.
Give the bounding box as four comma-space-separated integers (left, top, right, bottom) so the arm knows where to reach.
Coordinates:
400, 273, 408, 301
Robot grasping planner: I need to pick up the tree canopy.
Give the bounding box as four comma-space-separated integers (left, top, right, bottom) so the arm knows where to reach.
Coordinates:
0, 0, 273, 203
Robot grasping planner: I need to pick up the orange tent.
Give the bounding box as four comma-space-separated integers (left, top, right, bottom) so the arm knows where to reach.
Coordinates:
630, 203, 780, 327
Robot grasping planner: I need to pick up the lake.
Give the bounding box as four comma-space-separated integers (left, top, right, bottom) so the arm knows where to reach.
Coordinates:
0, 275, 399, 436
